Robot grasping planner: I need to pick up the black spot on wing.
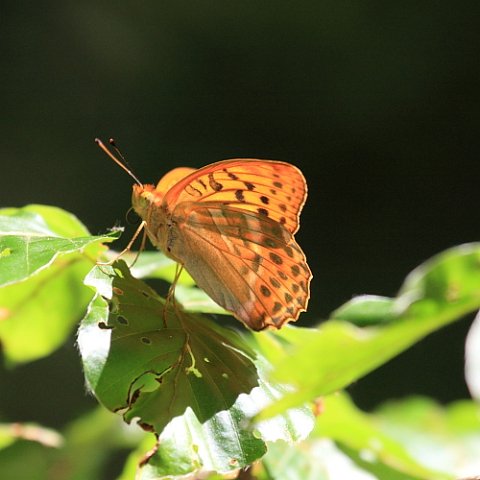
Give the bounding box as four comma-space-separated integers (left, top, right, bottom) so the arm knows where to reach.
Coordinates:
223, 168, 239, 180
270, 277, 281, 288
260, 285, 271, 297
269, 252, 283, 265
208, 172, 223, 191
291, 264, 300, 276
258, 208, 269, 217
235, 190, 245, 201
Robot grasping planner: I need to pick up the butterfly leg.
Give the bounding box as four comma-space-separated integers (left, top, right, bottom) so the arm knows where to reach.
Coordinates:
162, 262, 184, 328
97, 220, 147, 266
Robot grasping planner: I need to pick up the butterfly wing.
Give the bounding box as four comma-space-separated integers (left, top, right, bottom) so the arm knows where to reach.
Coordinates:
162, 159, 307, 234
160, 159, 311, 330
172, 201, 311, 330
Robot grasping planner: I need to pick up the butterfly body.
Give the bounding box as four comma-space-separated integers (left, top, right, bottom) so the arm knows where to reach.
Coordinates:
131, 159, 312, 331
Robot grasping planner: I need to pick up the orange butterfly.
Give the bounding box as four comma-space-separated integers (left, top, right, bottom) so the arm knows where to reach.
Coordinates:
97, 140, 312, 330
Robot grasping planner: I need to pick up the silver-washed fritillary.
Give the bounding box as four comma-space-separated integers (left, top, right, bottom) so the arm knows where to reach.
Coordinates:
97, 140, 312, 330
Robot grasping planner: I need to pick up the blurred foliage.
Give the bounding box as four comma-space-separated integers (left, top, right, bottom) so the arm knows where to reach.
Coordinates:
1, 205, 479, 478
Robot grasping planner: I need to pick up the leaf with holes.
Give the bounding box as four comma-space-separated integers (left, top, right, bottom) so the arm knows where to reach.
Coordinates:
79, 261, 314, 477
78, 261, 259, 434
0, 205, 120, 365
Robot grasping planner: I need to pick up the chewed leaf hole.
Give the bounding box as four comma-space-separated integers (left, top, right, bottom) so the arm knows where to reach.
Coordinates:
204, 357, 210, 363
98, 322, 113, 330
141, 337, 152, 345
117, 315, 128, 325
138, 422, 154, 432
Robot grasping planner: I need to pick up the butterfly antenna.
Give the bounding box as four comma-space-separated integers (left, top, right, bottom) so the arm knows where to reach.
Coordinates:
109, 138, 128, 165
95, 138, 143, 186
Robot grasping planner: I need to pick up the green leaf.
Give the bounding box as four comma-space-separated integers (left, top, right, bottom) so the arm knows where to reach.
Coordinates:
332, 295, 397, 326
257, 394, 479, 480
0, 204, 90, 237
120, 377, 314, 479
78, 261, 259, 434
0, 254, 93, 365
374, 397, 480, 478
174, 284, 229, 315
258, 243, 480, 419
257, 438, 380, 480
80, 262, 314, 478
0, 205, 120, 365
313, 393, 451, 480
465, 310, 480, 399
105, 250, 195, 286
140, 407, 267, 478
398, 242, 480, 319
0, 205, 118, 287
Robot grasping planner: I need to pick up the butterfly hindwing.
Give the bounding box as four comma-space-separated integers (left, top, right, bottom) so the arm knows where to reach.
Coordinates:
172, 202, 311, 330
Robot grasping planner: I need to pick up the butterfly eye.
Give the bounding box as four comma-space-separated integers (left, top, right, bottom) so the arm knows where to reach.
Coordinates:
126, 207, 141, 225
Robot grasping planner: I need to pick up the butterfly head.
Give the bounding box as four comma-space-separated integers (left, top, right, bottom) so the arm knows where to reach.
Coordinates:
131, 184, 160, 221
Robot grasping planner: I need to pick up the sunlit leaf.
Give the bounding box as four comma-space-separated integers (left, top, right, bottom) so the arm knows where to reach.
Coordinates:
103, 250, 195, 285
257, 438, 379, 480
120, 377, 314, 479
332, 295, 396, 326
375, 397, 480, 478
0, 205, 119, 365
78, 261, 259, 434
258, 243, 480, 419
256, 394, 477, 480
313, 393, 450, 480
0, 205, 118, 287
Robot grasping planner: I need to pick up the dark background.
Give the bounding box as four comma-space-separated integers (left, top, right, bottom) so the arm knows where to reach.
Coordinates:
1, 1, 478, 429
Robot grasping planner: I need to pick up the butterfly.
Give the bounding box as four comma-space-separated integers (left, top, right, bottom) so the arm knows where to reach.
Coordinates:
97, 140, 312, 330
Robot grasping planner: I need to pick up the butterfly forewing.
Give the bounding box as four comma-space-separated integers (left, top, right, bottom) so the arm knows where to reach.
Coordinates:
164, 159, 307, 235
